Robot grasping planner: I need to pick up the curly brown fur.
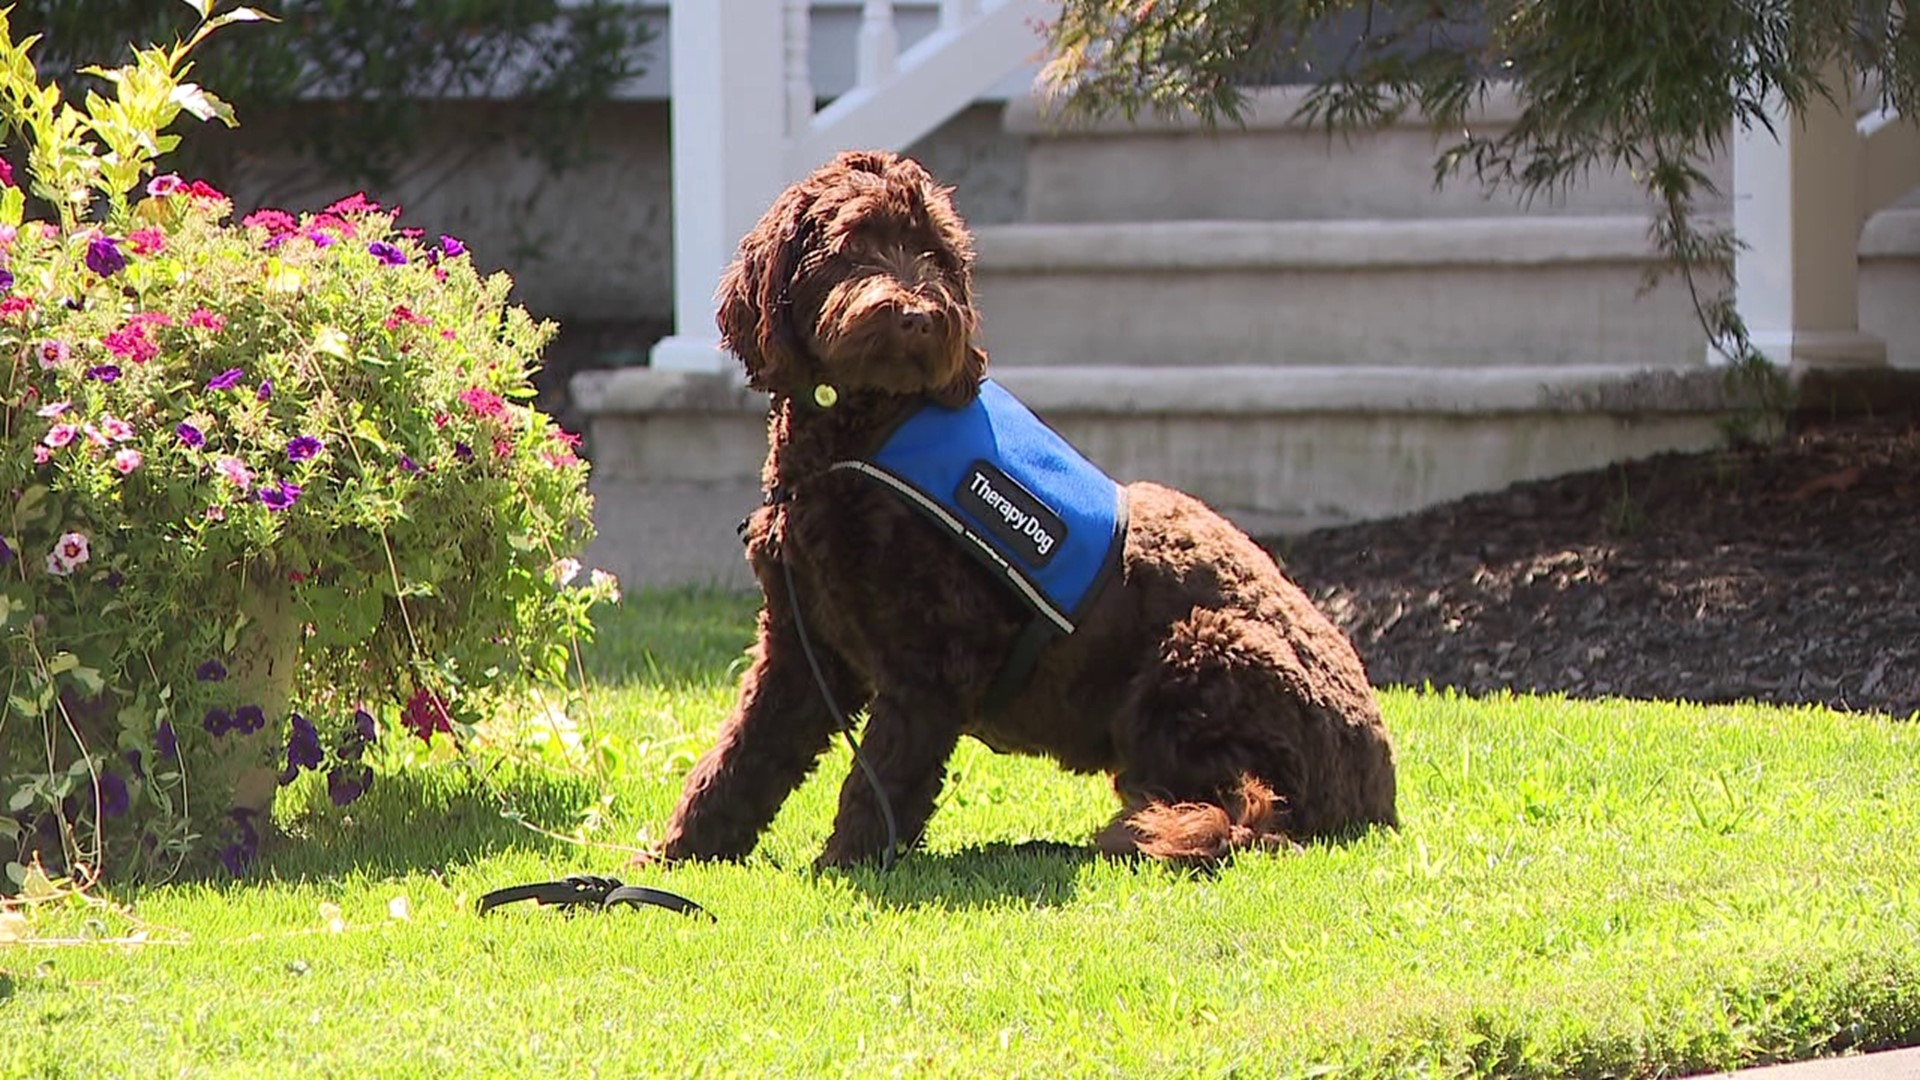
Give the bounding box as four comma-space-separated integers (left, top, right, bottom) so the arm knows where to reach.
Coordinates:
660, 150, 1397, 870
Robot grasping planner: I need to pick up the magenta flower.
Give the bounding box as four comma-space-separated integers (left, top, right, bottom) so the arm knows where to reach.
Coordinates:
85, 364, 121, 383
176, 422, 205, 448
286, 435, 323, 462
85, 235, 126, 277
258, 480, 301, 512
326, 193, 382, 216
241, 208, 296, 234
367, 241, 407, 266
186, 307, 227, 332
128, 226, 165, 256
457, 386, 508, 420
206, 368, 245, 391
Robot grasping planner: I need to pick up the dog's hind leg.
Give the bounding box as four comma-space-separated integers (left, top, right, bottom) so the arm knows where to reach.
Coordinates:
815, 682, 967, 869
1102, 606, 1396, 864
661, 606, 867, 862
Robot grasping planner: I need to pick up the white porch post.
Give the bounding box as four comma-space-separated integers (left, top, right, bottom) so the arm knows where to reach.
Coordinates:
1729, 67, 1887, 368
650, 0, 791, 374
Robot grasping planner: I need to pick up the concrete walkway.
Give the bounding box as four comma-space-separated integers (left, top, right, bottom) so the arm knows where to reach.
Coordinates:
1698, 1047, 1920, 1079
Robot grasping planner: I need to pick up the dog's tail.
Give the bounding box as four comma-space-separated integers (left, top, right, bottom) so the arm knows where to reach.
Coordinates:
1123, 775, 1290, 865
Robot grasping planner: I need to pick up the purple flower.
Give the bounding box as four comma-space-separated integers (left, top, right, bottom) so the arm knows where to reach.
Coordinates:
176, 422, 205, 448
353, 708, 377, 742
327, 764, 371, 807
85, 364, 122, 383
398, 454, 419, 474
197, 659, 228, 682
257, 379, 273, 402
286, 712, 323, 772
0, 268, 13, 293
104, 570, 124, 590
257, 481, 302, 512
286, 435, 323, 462
454, 442, 473, 462
439, 235, 466, 258
0, 537, 13, 567
86, 235, 126, 277
156, 720, 178, 762
234, 704, 266, 734
202, 707, 232, 736
367, 241, 407, 266
206, 368, 245, 392
97, 771, 130, 818
306, 229, 336, 249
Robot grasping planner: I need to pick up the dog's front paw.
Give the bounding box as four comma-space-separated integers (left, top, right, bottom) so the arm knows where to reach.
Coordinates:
813, 835, 890, 871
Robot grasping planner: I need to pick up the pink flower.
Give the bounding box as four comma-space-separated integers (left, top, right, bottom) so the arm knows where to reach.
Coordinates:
204, 505, 225, 522
0, 294, 31, 316
458, 386, 508, 420
147, 174, 184, 197
36, 401, 70, 418
384, 304, 431, 330
83, 423, 112, 448
241, 208, 297, 235
324, 192, 385, 217
36, 340, 70, 368
185, 179, 227, 205
43, 423, 76, 448
128, 226, 166, 255
102, 324, 159, 364
187, 308, 228, 332
112, 448, 143, 474
97, 415, 134, 442
32, 445, 50, 465
590, 569, 622, 603
47, 532, 89, 575
215, 456, 253, 490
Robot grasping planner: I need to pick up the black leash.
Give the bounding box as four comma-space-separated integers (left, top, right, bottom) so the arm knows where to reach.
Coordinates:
781, 552, 901, 872
476, 874, 713, 919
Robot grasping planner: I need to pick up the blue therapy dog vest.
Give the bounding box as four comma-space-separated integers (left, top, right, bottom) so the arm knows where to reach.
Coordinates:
829, 378, 1127, 635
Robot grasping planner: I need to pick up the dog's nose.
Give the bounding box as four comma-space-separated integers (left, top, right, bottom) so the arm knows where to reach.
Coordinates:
899, 310, 933, 336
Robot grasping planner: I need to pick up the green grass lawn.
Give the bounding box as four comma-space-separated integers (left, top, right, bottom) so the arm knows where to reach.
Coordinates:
5, 589, 1920, 1078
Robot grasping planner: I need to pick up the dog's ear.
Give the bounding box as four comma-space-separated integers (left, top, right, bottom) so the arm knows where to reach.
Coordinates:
715, 186, 817, 394
929, 343, 988, 408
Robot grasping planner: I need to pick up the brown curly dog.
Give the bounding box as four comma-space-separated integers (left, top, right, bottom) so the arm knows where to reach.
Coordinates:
659, 150, 1397, 869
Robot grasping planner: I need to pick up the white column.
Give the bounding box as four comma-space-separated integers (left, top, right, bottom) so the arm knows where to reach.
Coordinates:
650, 0, 791, 374
1729, 66, 1887, 368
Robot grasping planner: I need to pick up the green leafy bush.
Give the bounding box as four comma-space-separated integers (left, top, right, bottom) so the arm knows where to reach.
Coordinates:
0, 2, 613, 884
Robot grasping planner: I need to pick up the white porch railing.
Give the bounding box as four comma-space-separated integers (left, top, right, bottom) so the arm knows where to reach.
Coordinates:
1730, 64, 1916, 369
650, 0, 1053, 374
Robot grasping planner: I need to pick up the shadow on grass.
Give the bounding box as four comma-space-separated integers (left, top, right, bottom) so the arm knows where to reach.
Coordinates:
580, 589, 760, 690
254, 764, 600, 883
832, 840, 1098, 910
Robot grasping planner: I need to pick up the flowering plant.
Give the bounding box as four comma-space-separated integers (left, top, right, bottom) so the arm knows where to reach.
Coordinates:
0, 2, 613, 881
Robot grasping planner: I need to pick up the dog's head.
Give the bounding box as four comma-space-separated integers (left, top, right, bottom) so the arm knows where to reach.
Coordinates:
716, 150, 987, 408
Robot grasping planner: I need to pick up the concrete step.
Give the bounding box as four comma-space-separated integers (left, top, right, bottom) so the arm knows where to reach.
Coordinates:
1007, 86, 1732, 224
569, 363, 1748, 588
971, 215, 1716, 370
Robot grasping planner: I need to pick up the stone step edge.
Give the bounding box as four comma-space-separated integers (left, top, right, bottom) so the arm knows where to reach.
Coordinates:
570, 363, 1755, 422
973, 209, 1920, 273
1005, 81, 1883, 138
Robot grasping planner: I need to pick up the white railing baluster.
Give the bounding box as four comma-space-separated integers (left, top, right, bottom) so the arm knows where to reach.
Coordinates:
784, 0, 813, 137
857, 0, 899, 86
940, 0, 981, 28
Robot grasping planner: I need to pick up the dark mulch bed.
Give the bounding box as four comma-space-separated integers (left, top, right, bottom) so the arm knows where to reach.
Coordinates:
1268, 413, 1920, 719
